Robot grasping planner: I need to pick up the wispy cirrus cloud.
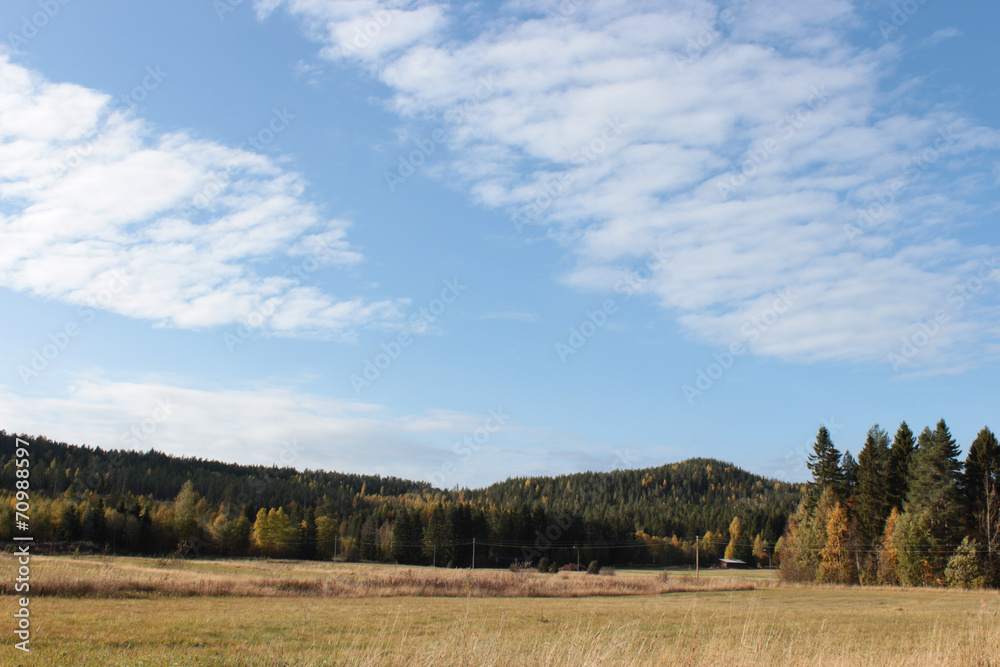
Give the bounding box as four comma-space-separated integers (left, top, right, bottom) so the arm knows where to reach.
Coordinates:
258, 0, 1000, 370
0, 56, 404, 339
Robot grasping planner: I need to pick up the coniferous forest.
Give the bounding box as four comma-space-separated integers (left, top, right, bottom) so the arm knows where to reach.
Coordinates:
780, 421, 1000, 588
2, 420, 997, 588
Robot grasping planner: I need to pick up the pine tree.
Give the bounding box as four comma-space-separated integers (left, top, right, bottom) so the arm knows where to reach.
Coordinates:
886, 422, 916, 511
807, 426, 843, 495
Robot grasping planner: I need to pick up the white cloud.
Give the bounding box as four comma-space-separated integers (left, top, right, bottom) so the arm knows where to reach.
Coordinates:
261, 0, 1000, 370
0, 56, 404, 339
920, 27, 962, 48
0, 376, 620, 487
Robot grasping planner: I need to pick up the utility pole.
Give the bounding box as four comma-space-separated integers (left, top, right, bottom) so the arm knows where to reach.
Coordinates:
695, 535, 700, 579
472, 538, 476, 570
333, 536, 338, 563
433, 543, 436, 568
576, 546, 580, 571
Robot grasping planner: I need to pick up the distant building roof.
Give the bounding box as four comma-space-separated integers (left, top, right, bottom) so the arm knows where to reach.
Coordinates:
718, 558, 747, 564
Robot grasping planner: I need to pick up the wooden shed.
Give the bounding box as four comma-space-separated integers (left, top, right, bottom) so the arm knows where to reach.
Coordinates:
718, 558, 748, 569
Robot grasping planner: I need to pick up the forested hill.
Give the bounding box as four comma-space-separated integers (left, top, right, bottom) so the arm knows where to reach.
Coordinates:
0, 431, 430, 509
472, 458, 803, 539
0, 429, 802, 565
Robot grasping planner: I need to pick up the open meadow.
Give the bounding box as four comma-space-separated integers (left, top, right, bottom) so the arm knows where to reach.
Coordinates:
2, 556, 998, 666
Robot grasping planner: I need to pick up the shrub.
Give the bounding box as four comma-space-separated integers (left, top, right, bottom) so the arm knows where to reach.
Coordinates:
537, 557, 551, 573
945, 537, 986, 589
599, 566, 616, 576
658, 569, 670, 582
548, 562, 558, 573
586, 560, 600, 575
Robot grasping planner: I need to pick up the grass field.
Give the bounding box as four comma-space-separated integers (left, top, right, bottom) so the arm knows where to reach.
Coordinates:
3, 556, 998, 666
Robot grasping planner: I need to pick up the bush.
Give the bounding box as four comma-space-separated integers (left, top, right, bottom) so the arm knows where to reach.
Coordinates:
558, 563, 582, 572
586, 560, 600, 575
599, 566, 616, 576
658, 569, 670, 582
548, 562, 558, 573
945, 537, 986, 589
537, 556, 551, 573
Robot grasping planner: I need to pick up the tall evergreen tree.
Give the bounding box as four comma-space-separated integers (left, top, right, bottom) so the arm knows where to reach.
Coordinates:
300, 507, 318, 560
807, 426, 843, 495
841, 451, 858, 493
856, 425, 891, 546
963, 427, 1000, 534
390, 509, 425, 565
907, 421, 964, 551
886, 422, 916, 511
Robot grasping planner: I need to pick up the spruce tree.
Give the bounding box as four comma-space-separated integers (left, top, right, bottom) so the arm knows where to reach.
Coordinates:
841, 451, 858, 493
300, 508, 318, 560
886, 422, 916, 511
963, 427, 1000, 534
906, 421, 965, 573
807, 426, 843, 495
857, 425, 891, 546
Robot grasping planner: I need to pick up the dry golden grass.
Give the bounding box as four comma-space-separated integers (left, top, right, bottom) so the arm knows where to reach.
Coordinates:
6, 585, 999, 666
3, 556, 998, 666
0, 555, 764, 598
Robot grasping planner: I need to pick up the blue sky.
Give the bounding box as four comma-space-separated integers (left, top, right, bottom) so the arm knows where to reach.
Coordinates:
1, 0, 997, 488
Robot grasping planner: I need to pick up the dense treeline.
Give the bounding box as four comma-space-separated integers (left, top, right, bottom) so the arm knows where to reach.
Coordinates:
779, 420, 1000, 588
0, 430, 802, 568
